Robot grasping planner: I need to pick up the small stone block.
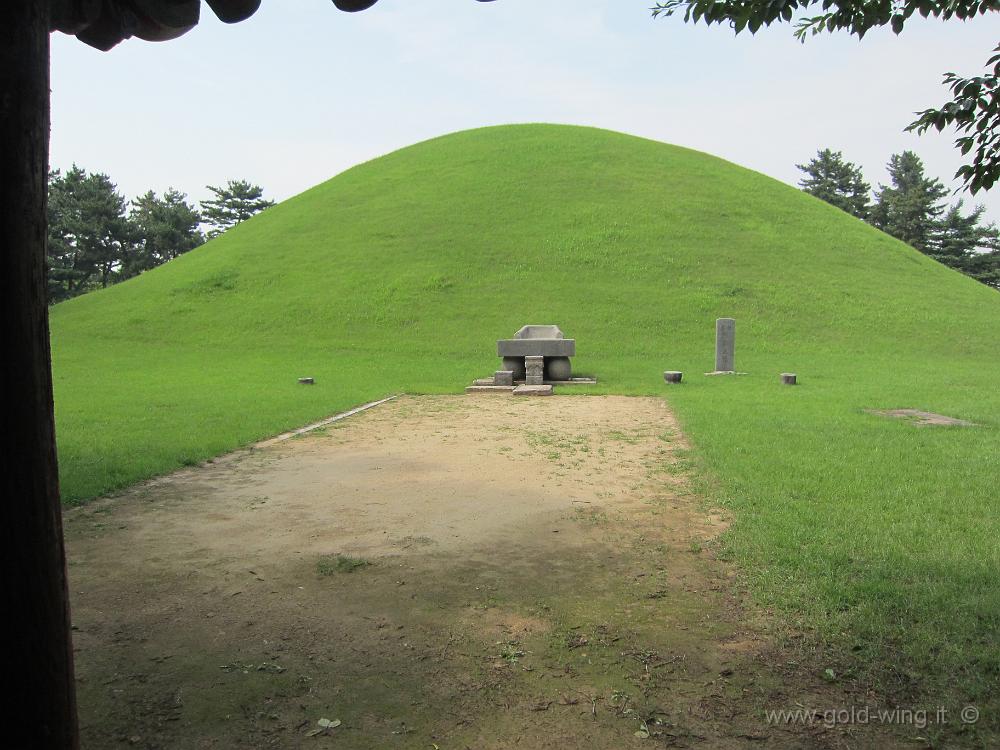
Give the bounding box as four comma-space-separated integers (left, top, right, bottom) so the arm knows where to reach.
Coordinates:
663, 371, 683, 383
494, 370, 514, 386
466, 385, 515, 394
473, 378, 497, 386
298, 377, 315, 385
513, 384, 553, 396
524, 355, 545, 386
781, 373, 797, 386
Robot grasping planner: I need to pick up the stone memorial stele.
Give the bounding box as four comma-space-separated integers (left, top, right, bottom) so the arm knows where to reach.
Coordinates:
497, 325, 575, 382
715, 318, 735, 373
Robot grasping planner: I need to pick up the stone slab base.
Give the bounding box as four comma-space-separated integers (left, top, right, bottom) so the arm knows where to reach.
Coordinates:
465, 385, 516, 394
474, 375, 596, 387
866, 408, 976, 427
513, 384, 553, 396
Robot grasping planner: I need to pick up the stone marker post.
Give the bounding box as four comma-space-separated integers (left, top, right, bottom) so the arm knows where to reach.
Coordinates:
715, 318, 735, 372
525, 356, 545, 386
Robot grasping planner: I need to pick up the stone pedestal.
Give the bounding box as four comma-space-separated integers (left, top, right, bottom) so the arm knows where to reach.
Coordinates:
525, 355, 544, 385
715, 318, 735, 372
781, 373, 797, 386
494, 370, 514, 386
498, 325, 575, 382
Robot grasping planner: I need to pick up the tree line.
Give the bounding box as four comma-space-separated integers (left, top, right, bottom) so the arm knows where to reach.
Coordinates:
46, 167, 274, 304
797, 149, 1000, 290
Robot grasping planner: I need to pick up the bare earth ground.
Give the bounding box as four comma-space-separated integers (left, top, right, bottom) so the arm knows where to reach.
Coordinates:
65, 395, 901, 749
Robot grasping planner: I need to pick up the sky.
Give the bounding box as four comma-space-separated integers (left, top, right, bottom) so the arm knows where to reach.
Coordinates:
50, 1, 1000, 222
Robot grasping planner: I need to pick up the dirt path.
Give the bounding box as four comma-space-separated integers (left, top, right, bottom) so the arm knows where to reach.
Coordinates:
65, 395, 890, 749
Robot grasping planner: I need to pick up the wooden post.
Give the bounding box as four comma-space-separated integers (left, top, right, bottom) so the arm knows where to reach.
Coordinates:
1, 3, 80, 747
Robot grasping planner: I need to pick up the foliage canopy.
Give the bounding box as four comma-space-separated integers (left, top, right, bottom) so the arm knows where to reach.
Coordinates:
653, 0, 1000, 192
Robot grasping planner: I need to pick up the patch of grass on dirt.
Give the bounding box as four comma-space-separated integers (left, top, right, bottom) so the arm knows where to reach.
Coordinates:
497, 641, 526, 664
606, 429, 645, 444
317, 554, 371, 575
572, 507, 609, 525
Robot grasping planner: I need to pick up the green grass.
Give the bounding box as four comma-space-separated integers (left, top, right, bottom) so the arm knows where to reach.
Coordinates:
50, 124, 1000, 734
317, 555, 371, 575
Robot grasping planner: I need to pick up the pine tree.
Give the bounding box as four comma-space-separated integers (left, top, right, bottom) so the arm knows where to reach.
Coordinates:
796, 149, 871, 219
128, 189, 203, 276
966, 251, 1000, 289
200, 179, 275, 238
867, 152, 999, 291
870, 152, 950, 253
929, 201, 1000, 268
47, 166, 133, 302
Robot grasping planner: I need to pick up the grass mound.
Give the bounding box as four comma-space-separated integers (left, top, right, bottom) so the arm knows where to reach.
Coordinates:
51, 124, 1000, 738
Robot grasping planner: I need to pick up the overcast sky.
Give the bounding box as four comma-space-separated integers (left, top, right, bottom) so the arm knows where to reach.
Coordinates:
50, 1, 1000, 222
